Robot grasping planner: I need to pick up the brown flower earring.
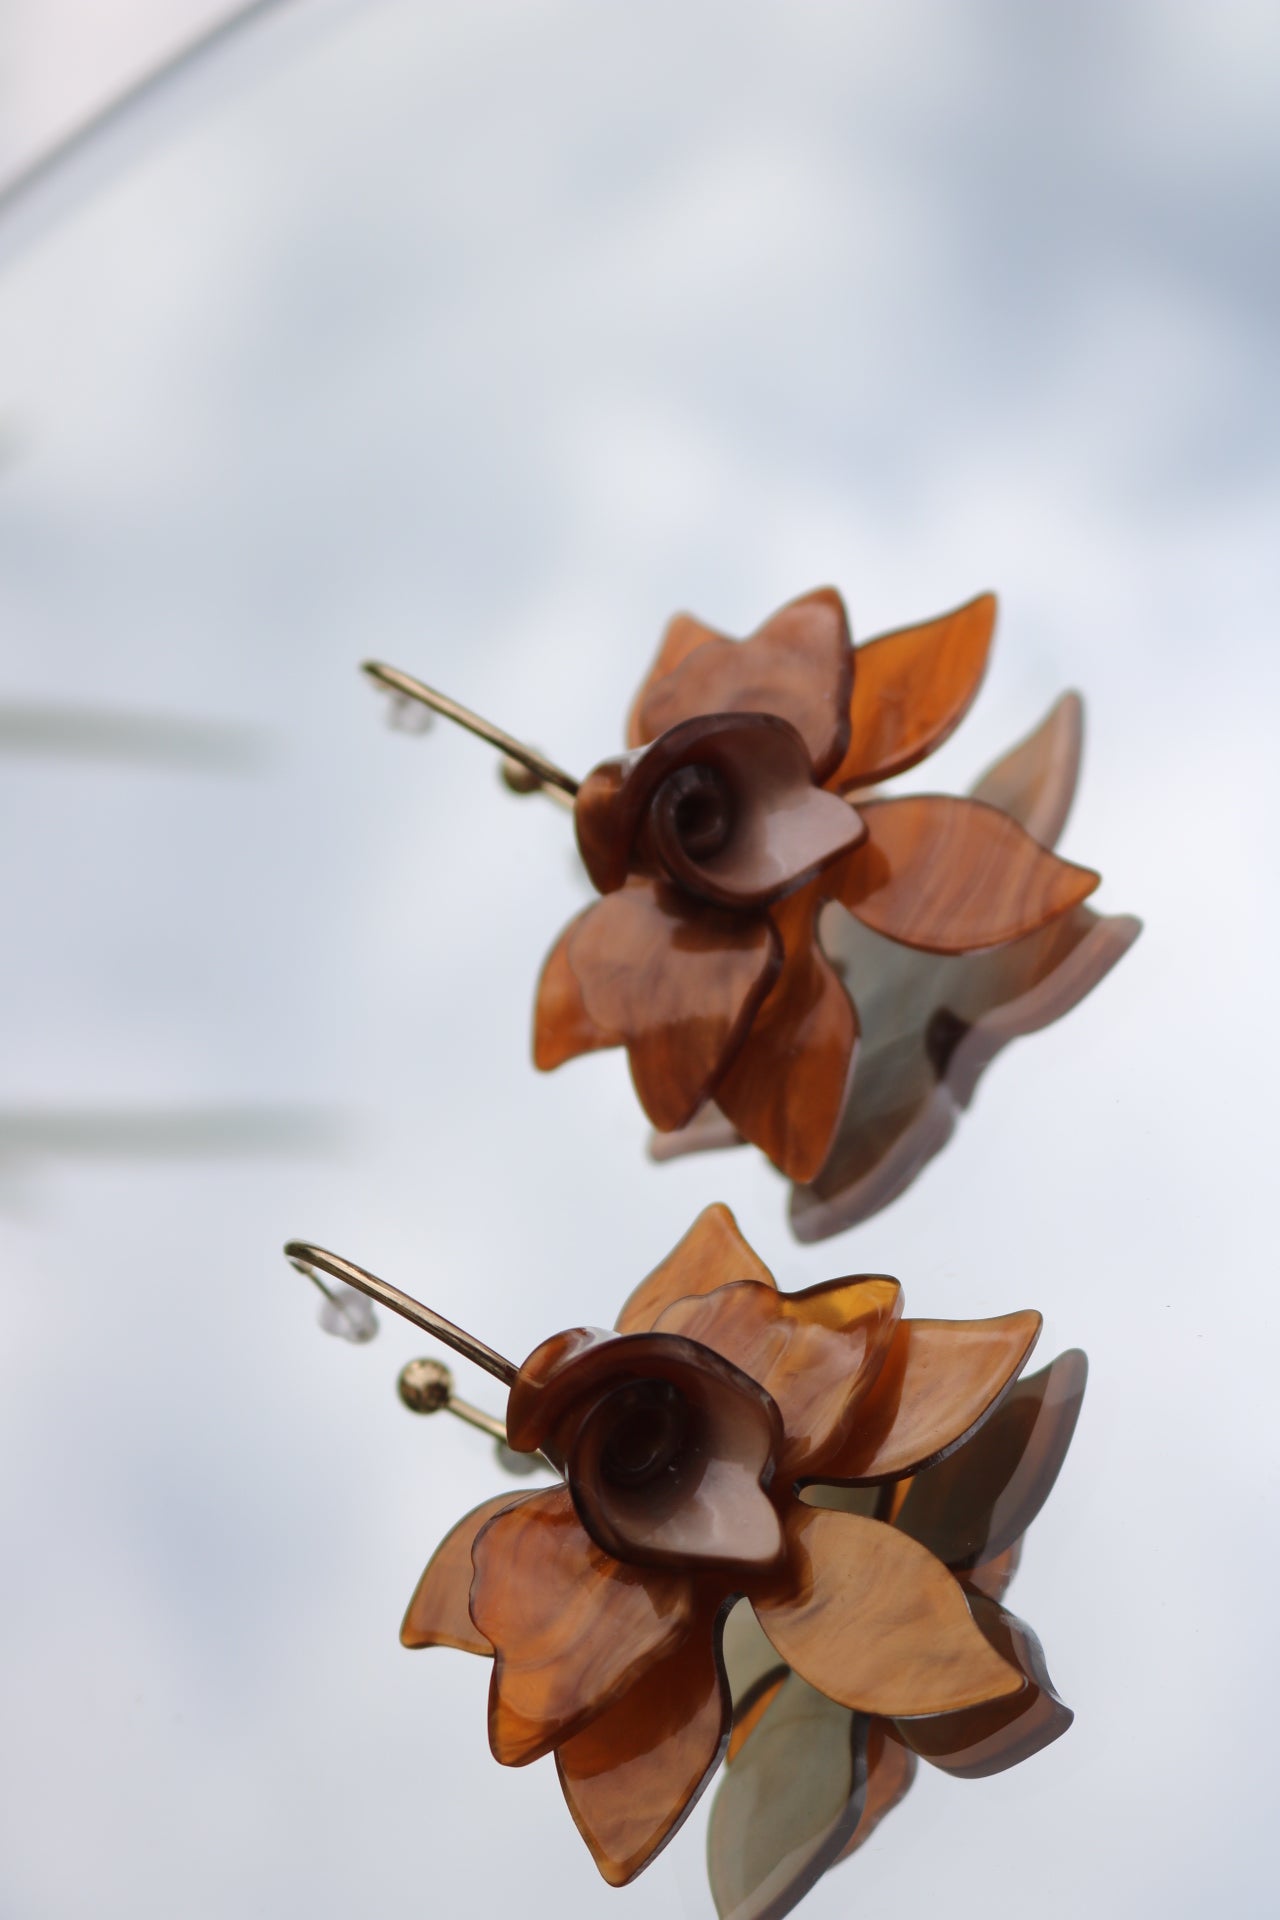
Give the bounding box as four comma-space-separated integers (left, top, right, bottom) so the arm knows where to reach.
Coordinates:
368, 586, 1137, 1235
287, 1203, 1086, 1915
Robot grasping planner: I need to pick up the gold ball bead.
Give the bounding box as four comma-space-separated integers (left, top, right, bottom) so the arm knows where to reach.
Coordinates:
398, 1357, 454, 1414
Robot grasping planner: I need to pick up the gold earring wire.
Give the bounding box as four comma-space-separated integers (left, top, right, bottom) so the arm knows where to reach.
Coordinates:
284, 1242, 518, 1386
361, 661, 579, 804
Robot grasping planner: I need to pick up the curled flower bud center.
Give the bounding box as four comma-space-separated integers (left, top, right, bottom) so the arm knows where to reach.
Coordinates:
658, 764, 734, 861
597, 1379, 692, 1489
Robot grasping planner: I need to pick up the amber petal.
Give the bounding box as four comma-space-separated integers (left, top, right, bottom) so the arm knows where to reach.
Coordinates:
832, 593, 996, 790
814, 1312, 1041, 1483
753, 1507, 1022, 1717
891, 1349, 1088, 1571
836, 1719, 918, 1862
707, 1670, 869, 1920
626, 611, 725, 749
654, 1276, 902, 1482
615, 1203, 776, 1336
835, 796, 1099, 954
964, 1540, 1023, 1603
469, 1485, 696, 1765
556, 1598, 730, 1887
712, 880, 859, 1183
892, 1592, 1071, 1778
634, 588, 854, 784
969, 690, 1083, 848
568, 879, 781, 1132
400, 1492, 530, 1652
532, 909, 620, 1071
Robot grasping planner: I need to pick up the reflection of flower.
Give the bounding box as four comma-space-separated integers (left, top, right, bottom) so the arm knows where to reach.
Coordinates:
534, 588, 1113, 1188
402, 1206, 1082, 1899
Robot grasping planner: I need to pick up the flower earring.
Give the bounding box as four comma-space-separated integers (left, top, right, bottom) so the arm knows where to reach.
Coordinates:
370, 586, 1137, 1236
287, 1202, 1085, 1917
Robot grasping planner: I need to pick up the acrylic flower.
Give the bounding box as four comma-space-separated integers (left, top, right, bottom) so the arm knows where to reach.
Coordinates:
534, 587, 1109, 1188
653, 687, 1142, 1239
401, 1204, 1079, 1895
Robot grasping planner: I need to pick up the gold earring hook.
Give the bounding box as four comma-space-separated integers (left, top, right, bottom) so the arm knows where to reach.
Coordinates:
284, 1242, 518, 1387
361, 660, 579, 804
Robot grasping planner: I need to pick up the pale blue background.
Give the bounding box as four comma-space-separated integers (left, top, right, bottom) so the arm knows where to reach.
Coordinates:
0, 4, 1276, 1915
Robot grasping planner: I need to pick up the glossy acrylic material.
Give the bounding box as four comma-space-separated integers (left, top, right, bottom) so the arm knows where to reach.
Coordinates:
615, 1201, 777, 1335
652, 1276, 902, 1480
811, 1311, 1041, 1483
630, 587, 854, 782
707, 1671, 869, 1920
556, 1596, 731, 1886
405, 1210, 1083, 1906
554, 878, 782, 1132
469, 1484, 696, 1766
752, 1506, 1022, 1716
891, 1591, 1073, 1778
536, 585, 1137, 1205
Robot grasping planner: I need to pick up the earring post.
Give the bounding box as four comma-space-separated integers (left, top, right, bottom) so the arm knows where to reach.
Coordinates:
361, 661, 580, 799
284, 1242, 518, 1388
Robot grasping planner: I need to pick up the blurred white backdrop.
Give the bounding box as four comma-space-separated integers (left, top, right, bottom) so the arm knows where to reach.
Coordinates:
0, 4, 1277, 1916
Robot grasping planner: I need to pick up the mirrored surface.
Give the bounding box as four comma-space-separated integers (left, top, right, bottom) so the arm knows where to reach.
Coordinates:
1, 4, 1276, 1916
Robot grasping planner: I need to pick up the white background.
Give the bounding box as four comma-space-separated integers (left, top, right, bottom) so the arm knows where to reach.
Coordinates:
0, 4, 1276, 1916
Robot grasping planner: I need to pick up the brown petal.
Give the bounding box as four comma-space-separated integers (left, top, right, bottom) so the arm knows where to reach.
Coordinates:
835, 1720, 918, 1862
646, 1103, 746, 1163
532, 909, 620, 1071
964, 1540, 1023, 1603
969, 689, 1083, 848
835, 796, 1099, 953
707, 1668, 869, 1920
400, 1491, 530, 1652
890, 1349, 1088, 1570
813, 1311, 1042, 1483
831, 592, 996, 790
615, 1203, 776, 1335
469, 1485, 696, 1766
788, 902, 1140, 1241
568, 879, 782, 1131
752, 1506, 1023, 1716
626, 611, 725, 750
633, 588, 855, 783
555, 1596, 731, 1886
892, 1591, 1072, 1778
654, 1276, 903, 1482
713, 880, 859, 1182
576, 714, 864, 908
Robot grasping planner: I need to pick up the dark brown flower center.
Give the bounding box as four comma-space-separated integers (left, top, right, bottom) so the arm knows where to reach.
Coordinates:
596, 1378, 693, 1489
657, 763, 734, 863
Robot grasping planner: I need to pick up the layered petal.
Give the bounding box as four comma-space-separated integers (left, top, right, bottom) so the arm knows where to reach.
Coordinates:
751, 1506, 1022, 1717
626, 611, 724, 750
615, 1202, 776, 1335
567, 879, 782, 1132
891, 1592, 1071, 1778
469, 1484, 696, 1765
890, 1349, 1088, 1570
712, 879, 859, 1182
811, 1311, 1041, 1483
789, 901, 1141, 1240
556, 1596, 731, 1886
400, 1491, 529, 1652
532, 908, 620, 1071
835, 1720, 918, 1862
969, 689, 1083, 848
631, 588, 855, 784
833, 796, 1099, 954
830, 593, 996, 790
707, 1668, 869, 1920
654, 1275, 902, 1482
